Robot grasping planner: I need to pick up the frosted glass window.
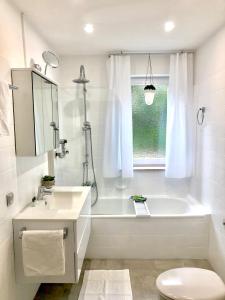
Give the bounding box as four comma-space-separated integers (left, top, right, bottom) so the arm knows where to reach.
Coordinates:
131, 79, 168, 166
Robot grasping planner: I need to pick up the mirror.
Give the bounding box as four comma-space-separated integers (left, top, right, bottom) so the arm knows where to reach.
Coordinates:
32, 73, 59, 155
42, 50, 59, 75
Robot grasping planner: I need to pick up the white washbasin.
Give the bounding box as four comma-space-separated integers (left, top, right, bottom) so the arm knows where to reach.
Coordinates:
49, 191, 83, 210
15, 186, 91, 220
37, 191, 83, 210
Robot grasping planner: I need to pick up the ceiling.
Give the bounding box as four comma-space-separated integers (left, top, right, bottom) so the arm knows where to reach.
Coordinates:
10, 0, 225, 55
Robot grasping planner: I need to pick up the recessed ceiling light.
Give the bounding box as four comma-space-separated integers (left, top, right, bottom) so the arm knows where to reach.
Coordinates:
84, 23, 94, 33
164, 21, 175, 32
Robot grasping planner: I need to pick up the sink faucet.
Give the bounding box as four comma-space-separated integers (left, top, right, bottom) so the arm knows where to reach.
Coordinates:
37, 186, 53, 200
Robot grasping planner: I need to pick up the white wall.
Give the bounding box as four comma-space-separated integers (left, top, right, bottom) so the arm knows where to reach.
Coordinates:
0, 1, 58, 299
56, 54, 190, 199
191, 25, 225, 280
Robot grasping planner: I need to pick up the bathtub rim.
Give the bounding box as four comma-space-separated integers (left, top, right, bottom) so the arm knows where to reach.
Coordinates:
91, 194, 210, 218
91, 214, 210, 219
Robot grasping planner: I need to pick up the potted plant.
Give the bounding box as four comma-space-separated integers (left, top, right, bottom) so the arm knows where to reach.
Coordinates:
130, 195, 147, 202
41, 175, 55, 189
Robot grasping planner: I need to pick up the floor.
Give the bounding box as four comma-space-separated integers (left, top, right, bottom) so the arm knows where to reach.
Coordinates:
34, 259, 212, 300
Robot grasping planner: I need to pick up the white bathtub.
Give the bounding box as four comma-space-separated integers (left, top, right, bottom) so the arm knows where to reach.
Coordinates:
91, 196, 207, 217
87, 196, 210, 259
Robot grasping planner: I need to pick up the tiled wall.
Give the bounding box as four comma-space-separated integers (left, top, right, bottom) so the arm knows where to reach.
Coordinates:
87, 216, 209, 259
0, 1, 58, 299
191, 25, 225, 280
56, 55, 190, 199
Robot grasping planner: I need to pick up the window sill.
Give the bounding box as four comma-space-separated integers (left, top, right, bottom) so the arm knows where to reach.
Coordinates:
133, 166, 165, 171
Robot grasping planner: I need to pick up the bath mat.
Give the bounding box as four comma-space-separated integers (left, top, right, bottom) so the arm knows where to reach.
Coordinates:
78, 270, 133, 300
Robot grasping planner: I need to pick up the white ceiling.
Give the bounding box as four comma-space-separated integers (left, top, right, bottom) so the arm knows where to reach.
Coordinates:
10, 0, 225, 55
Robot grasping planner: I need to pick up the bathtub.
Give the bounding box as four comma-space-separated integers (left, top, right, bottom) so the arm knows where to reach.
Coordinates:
91, 196, 208, 217
86, 196, 210, 259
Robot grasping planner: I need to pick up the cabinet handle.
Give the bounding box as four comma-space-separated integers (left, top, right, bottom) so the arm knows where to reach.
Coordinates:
19, 227, 68, 239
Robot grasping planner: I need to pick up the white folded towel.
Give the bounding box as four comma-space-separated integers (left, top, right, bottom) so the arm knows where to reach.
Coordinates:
0, 81, 11, 136
22, 230, 65, 276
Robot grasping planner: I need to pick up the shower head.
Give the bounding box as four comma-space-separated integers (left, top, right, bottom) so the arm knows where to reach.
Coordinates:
72, 65, 90, 84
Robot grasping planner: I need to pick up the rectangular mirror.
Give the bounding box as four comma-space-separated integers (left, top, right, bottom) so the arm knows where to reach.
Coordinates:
12, 68, 59, 156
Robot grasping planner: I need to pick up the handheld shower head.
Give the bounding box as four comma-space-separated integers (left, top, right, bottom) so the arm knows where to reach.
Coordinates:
73, 65, 89, 84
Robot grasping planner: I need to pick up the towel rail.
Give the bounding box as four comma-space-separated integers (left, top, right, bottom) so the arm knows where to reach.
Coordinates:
18, 227, 68, 239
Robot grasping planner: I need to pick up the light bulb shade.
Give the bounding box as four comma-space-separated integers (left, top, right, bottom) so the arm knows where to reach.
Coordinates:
144, 84, 156, 105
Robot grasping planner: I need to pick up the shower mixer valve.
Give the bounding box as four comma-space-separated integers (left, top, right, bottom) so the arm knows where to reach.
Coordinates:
82, 121, 91, 131
55, 139, 69, 158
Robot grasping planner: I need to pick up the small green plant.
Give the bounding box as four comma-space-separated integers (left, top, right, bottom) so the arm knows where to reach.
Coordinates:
42, 175, 55, 182
130, 195, 147, 202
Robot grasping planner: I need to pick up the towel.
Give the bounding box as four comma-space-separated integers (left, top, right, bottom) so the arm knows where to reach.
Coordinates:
0, 81, 11, 136
22, 230, 65, 276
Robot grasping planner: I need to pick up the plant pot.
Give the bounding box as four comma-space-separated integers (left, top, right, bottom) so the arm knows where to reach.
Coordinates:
41, 180, 55, 189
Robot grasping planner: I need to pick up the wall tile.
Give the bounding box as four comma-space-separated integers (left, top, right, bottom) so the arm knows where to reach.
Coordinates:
191, 25, 225, 280
87, 217, 209, 259
0, 1, 57, 299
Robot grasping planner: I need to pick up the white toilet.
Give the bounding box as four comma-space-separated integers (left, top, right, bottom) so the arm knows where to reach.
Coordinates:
156, 268, 225, 300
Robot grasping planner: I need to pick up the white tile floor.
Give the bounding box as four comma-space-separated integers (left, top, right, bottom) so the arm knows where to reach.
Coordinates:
34, 259, 212, 300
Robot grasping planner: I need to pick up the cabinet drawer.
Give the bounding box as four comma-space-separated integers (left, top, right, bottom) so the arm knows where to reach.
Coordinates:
76, 193, 91, 248
75, 219, 91, 281
13, 220, 76, 283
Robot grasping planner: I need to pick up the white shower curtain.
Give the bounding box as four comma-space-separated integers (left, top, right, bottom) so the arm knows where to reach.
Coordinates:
165, 52, 193, 178
103, 55, 133, 178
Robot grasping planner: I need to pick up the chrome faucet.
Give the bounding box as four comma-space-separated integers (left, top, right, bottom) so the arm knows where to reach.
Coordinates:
37, 186, 52, 200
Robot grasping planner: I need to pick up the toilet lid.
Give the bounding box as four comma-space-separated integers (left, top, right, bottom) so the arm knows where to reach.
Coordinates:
156, 268, 225, 300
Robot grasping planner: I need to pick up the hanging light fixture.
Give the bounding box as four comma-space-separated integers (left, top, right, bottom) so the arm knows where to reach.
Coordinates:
144, 54, 156, 105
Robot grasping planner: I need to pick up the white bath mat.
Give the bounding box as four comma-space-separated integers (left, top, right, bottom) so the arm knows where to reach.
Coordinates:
78, 270, 133, 300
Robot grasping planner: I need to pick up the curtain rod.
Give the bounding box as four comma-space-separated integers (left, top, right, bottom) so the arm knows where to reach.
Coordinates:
108, 50, 195, 56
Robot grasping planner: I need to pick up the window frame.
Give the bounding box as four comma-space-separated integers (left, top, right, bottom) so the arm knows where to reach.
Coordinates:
131, 74, 169, 170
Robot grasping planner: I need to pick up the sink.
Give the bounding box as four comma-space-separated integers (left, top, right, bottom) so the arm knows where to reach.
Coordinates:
48, 191, 83, 210
36, 191, 84, 210
15, 186, 91, 220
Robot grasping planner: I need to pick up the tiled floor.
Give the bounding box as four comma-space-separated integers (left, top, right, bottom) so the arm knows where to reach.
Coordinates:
34, 259, 212, 300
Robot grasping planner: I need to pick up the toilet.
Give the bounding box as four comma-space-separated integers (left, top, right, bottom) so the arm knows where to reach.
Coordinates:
156, 268, 225, 300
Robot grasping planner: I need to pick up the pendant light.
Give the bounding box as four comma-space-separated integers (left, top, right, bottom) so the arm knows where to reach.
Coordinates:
144, 54, 156, 105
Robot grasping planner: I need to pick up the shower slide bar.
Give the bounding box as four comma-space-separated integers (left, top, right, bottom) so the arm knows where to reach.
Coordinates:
18, 227, 69, 239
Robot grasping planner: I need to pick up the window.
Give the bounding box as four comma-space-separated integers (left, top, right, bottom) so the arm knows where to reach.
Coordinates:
131, 75, 168, 169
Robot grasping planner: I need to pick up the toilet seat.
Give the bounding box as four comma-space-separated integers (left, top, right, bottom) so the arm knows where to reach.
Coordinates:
156, 268, 225, 300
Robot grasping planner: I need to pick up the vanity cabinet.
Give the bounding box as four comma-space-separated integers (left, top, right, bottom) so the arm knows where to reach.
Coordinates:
13, 187, 91, 284
11, 68, 59, 156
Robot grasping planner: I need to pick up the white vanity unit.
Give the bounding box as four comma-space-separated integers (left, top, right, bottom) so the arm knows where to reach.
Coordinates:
13, 186, 91, 284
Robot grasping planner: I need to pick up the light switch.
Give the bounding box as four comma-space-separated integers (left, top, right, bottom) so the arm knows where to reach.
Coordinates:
6, 192, 14, 207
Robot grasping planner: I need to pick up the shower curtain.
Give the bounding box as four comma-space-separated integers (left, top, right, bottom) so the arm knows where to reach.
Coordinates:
165, 52, 194, 178
103, 55, 133, 178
